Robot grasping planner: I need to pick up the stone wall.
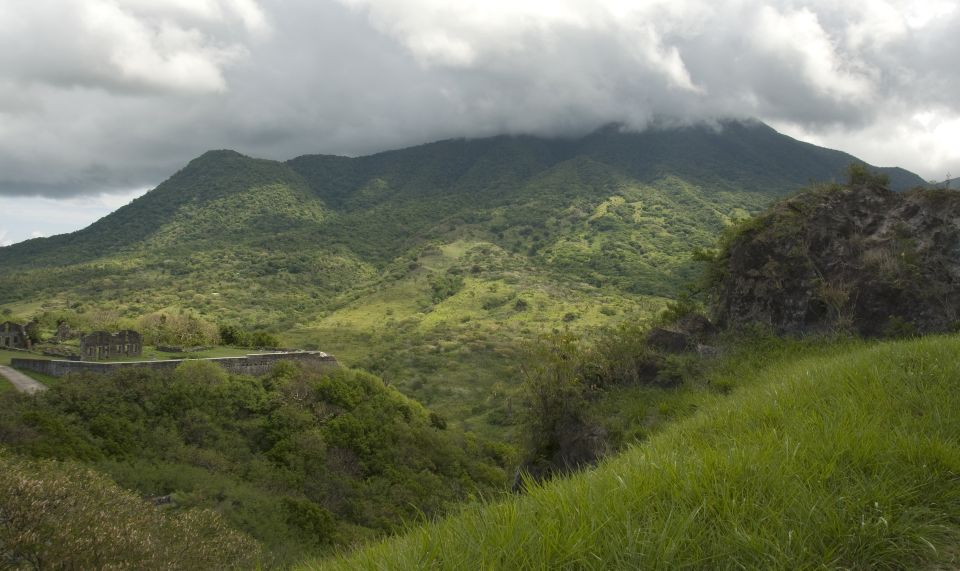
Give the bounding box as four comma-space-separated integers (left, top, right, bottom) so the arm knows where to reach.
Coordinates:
11, 351, 338, 378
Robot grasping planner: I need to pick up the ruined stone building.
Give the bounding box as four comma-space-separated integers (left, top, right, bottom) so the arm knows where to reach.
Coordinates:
80, 330, 142, 360
0, 321, 30, 350
54, 321, 73, 342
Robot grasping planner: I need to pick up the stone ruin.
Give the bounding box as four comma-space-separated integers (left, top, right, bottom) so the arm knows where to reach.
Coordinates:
53, 321, 73, 343
80, 330, 143, 360
0, 321, 30, 350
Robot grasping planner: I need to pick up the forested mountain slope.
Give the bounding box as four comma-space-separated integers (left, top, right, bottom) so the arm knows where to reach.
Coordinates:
0, 121, 924, 278
0, 121, 928, 435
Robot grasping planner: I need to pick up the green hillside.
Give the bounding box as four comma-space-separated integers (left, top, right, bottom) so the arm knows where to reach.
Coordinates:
0, 361, 512, 566
0, 122, 929, 436
304, 334, 960, 570
0, 121, 926, 286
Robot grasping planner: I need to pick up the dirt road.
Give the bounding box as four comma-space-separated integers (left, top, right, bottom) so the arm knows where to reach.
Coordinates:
0, 365, 47, 395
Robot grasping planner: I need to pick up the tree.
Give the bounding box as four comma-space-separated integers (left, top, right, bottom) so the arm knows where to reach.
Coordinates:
24, 319, 42, 344
519, 331, 591, 472
847, 163, 890, 187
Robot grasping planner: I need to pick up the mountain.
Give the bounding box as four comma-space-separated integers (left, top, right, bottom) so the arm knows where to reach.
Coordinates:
0, 121, 926, 293
0, 120, 930, 435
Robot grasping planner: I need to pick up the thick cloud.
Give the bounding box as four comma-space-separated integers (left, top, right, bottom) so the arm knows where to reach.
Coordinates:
0, 0, 958, 201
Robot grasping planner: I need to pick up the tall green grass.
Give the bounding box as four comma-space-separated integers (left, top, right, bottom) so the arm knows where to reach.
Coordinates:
303, 335, 960, 570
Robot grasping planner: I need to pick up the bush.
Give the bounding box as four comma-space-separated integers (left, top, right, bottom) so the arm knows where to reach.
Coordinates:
219, 324, 280, 348
138, 311, 220, 346
0, 365, 510, 563
430, 273, 465, 303
251, 331, 280, 348
0, 451, 262, 569
520, 331, 591, 461
847, 163, 890, 187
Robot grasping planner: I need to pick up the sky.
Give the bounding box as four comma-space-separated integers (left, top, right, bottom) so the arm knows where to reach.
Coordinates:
1, 0, 959, 246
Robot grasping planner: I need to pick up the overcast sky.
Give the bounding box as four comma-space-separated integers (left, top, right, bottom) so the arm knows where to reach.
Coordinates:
1, 0, 959, 245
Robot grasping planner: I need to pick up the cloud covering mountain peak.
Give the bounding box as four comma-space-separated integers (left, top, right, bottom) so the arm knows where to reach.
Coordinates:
0, 0, 957, 200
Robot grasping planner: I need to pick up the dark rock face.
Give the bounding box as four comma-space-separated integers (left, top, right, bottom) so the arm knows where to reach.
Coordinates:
644, 314, 718, 355
713, 184, 960, 336
674, 313, 717, 337
646, 328, 691, 353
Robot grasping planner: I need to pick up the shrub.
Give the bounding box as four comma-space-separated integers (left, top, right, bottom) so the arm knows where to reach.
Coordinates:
429, 273, 465, 303
520, 331, 591, 460
847, 163, 890, 187
139, 311, 220, 346
0, 451, 262, 569
657, 292, 700, 325
882, 315, 918, 338
219, 324, 280, 348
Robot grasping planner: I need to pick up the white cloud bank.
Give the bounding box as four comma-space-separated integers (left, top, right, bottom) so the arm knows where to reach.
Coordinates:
0, 0, 957, 207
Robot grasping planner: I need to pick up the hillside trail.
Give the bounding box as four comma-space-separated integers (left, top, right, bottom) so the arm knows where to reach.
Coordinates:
0, 365, 47, 395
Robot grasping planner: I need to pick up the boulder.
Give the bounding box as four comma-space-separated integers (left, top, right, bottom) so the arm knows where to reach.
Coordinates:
675, 313, 717, 337
645, 328, 691, 353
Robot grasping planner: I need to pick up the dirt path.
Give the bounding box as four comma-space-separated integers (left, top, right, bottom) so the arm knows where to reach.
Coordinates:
0, 365, 47, 395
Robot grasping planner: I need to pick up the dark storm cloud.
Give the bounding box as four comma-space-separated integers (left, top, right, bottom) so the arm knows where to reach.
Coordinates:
0, 0, 958, 199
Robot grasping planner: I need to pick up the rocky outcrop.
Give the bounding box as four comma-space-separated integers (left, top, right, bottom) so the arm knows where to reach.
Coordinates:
645, 328, 690, 353
645, 314, 718, 354
712, 184, 960, 336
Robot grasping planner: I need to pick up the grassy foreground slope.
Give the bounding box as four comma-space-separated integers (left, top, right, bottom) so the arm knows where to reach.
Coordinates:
306, 335, 960, 570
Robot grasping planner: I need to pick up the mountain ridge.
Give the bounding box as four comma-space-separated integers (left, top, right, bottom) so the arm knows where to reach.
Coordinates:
0, 121, 927, 262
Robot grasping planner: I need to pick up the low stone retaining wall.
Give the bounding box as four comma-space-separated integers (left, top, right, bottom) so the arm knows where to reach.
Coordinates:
11, 351, 338, 378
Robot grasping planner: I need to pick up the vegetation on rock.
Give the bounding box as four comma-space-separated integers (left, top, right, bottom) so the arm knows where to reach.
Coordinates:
706, 174, 960, 336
